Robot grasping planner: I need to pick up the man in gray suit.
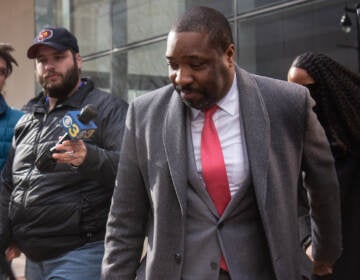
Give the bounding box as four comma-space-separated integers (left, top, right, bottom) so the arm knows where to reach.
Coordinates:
102, 6, 342, 280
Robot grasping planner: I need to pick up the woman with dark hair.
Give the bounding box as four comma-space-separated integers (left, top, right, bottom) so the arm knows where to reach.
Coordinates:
0, 43, 23, 280
288, 52, 360, 280
0, 44, 23, 168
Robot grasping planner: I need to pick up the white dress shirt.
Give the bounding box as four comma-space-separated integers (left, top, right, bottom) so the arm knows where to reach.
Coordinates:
190, 75, 250, 197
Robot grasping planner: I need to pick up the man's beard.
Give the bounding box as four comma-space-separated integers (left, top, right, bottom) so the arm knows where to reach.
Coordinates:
174, 84, 214, 110
38, 63, 80, 99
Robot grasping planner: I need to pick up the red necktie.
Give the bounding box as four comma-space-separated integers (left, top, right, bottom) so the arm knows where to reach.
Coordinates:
201, 105, 231, 271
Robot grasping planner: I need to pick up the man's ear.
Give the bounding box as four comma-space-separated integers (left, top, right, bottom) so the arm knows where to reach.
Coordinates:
75, 53, 82, 69
225, 43, 235, 67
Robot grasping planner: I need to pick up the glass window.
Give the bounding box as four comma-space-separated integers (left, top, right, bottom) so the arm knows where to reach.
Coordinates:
72, 0, 112, 55
237, 0, 290, 14
34, 0, 360, 102
186, 0, 233, 17
123, 0, 179, 46
237, 0, 358, 80
82, 55, 111, 93
117, 41, 169, 101
35, 0, 63, 30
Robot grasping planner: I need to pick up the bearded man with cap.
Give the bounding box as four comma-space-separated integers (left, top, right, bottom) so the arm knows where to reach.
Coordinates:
0, 27, 128, 279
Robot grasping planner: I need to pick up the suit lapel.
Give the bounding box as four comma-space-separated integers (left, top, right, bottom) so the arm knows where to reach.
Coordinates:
236, 67, 270, 209
163, 90, 188, 215
162, 68, 270, 216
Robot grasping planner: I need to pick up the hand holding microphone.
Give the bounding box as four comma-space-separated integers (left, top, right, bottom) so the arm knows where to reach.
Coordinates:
35, 104, 97, 172
52, 138, 87, 167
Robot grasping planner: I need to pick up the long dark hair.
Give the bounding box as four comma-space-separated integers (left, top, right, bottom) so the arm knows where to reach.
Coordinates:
0, 43, 18, 77
291, 52, 360, 154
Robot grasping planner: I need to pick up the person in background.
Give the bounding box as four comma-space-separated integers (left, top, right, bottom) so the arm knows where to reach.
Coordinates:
0, 44, 23, 169
0, 43, 23, 280
102, 7, 342, 280
288, 52, 360, 280
0, 27, 128, 280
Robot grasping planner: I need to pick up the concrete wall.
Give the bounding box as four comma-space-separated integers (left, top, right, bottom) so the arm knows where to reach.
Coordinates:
0, 0, 35, 109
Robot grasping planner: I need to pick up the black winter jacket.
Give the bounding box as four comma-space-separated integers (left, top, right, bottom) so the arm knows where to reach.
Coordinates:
0, 78, 128, 261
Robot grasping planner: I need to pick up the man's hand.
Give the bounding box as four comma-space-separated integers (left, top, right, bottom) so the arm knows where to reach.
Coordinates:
313, 260, 334, 276
5, 245, 21, 261
52, 139, 87, 167
306, 244, 334, 276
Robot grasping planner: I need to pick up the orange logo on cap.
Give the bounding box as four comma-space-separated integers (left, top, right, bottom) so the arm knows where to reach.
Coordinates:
37, 30, 53, 41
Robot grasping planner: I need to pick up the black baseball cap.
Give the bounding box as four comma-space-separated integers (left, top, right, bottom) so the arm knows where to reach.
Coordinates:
27, 27, 79, 59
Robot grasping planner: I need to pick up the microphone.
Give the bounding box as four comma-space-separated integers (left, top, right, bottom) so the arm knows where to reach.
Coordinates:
35, 104, 98, 172
55, 104, 97, 143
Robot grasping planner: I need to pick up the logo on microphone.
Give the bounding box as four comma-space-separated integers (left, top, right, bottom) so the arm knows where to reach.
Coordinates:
62, 115, 73, 128
62, 114, 80, 138
61, 109, 97, 140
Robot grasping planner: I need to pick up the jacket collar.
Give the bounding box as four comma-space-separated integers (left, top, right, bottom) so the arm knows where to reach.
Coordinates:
234, 66, 270, 209
22, 77, 94, 114
56, 78, 94, 110
163, 87, 188, 215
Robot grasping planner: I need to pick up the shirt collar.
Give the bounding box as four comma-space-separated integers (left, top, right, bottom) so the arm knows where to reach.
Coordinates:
190, 74, 238, 120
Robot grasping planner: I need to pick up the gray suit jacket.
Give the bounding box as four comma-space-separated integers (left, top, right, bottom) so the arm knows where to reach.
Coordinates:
102, 67, 342, 280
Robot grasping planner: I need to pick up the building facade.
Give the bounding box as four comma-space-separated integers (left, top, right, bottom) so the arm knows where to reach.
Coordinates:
2, 0, 359, 105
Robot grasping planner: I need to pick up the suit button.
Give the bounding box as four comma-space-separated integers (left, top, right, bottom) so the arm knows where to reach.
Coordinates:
174, 253, 182, 264
218, 222, 224, 229
210, 262, 218, 270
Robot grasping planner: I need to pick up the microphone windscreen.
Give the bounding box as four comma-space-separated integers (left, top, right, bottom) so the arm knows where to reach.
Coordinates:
78, 104, 97, 124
